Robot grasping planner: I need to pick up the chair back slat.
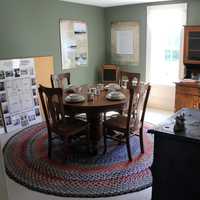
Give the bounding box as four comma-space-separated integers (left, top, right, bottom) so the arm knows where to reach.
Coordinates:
51, 73, 71, 89
119, 71, 140, 89
137, 83, 151, 127
38, 85, 65, 129
126, 83, 151, 132
126, 86, 135, 130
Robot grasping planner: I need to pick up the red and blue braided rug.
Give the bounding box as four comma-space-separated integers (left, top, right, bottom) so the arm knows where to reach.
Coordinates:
3, 122, 153, 198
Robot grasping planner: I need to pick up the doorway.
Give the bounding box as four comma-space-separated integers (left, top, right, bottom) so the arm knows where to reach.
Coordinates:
146, 3, 187, 111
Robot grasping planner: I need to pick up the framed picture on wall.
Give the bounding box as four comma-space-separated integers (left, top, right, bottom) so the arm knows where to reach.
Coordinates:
111, 21, 140, 65
60, 19, 88, 70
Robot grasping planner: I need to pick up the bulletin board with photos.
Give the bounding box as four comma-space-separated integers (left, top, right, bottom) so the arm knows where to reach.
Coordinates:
0, 58, 42, 133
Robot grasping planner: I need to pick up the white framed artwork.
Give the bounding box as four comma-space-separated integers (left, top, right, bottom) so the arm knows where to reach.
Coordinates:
111, 21, 140, 65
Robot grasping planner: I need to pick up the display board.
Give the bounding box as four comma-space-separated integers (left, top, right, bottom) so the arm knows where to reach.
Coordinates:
60, 19, 88, 69
0, 56, 54, 134
111, 21, 140, 65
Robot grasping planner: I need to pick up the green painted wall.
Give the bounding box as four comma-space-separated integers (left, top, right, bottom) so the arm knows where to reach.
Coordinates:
104, 0, 200, 81
0, 0, 105, 85
1, 0, 200, 84
105, 4, 147, 80
187, 0, 200, 25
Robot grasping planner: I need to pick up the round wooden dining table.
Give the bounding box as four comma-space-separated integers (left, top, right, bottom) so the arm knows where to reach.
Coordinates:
63, 86, 129, 147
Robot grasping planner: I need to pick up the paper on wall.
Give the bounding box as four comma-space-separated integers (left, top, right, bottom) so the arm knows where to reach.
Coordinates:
60, 20, 88, 69
116, 31, 134, 55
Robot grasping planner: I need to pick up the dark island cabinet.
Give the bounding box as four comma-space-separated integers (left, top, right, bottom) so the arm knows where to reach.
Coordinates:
148, 108, 200, 200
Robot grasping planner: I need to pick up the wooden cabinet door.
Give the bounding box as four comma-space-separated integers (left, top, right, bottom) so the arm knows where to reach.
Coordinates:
152, 133, 200, 200
175, 94, 200, 111
192, 96, 200, 109
184, 26, 200, 64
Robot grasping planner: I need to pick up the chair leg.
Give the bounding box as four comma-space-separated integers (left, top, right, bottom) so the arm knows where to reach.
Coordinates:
103, 126, 107, 154
86, 126, 93, 154
126, 136, 132, 161
48, 133, 52, 159
139, 127, 144, 154
63, 138, 68, 163
103, 112, 106, 121
119, 109, 123, 115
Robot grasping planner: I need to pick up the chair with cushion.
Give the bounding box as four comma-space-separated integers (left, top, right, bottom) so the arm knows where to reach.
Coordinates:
51, 72, 71, 89
38, 84, 90, 159
103, 82, 151, 161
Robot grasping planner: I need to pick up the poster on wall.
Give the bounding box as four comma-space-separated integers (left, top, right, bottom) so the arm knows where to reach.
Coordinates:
111, 21, 140, 65
60, 19, 88, 70
0, 58, 42, 133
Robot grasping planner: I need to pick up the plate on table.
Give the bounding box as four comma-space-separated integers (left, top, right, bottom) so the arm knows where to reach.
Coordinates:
65, 94, 85, 103
104, 83, 121, 91
106, 91, 126, 101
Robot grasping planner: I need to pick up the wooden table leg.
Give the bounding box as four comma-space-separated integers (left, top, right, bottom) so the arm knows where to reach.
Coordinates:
87, 112, 102, 152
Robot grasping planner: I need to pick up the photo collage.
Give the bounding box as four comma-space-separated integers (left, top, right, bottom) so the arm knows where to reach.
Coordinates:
0, 58, 42, 133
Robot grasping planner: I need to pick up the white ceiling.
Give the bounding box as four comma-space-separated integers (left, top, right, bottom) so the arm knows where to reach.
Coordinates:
60, 0, 170, 7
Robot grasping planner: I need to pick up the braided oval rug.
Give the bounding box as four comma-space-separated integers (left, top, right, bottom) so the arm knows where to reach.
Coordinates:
3, 122, 153, 198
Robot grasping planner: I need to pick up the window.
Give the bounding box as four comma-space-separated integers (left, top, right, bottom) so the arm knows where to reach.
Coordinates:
146, 3, 187, 85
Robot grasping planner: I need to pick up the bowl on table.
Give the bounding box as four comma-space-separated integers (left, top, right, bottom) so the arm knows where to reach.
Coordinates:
65, 93, 85, 103
106, 91, 126, 101
104, 83, 121, 91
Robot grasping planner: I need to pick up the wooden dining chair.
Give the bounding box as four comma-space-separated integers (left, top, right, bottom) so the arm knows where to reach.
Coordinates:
50, 72, 87, 120
101, 64, 119, 84
51, 72, 71, 88
38, 84, 90, 159
103, 82, 151, 161
104, 71, 141, 121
